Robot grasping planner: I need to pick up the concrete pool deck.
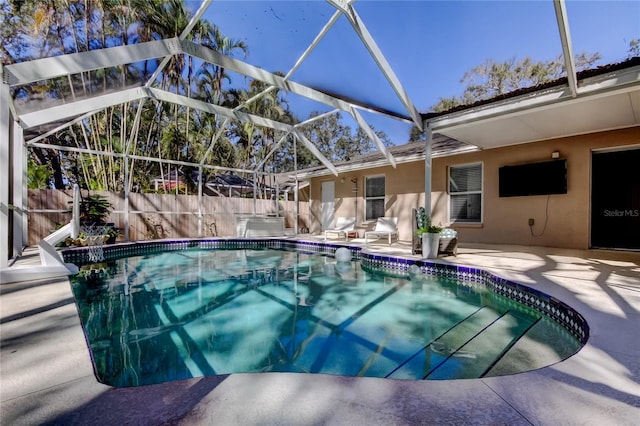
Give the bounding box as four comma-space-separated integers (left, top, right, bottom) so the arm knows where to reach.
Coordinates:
1, 240, 638, 425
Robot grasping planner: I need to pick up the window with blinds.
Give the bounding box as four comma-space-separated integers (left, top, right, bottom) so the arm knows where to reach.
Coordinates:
449, 163, 482, 223
365, 175, 385, 220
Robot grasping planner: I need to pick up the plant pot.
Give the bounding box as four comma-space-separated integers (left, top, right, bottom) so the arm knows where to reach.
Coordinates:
421, 233, 440, 259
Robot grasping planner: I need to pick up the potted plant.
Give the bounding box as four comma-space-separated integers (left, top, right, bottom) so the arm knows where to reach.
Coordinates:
103, 225, 121, 244
415, 207, 442, 259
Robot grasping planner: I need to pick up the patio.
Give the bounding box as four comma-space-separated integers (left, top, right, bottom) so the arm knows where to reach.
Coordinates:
1, 240, 638, 425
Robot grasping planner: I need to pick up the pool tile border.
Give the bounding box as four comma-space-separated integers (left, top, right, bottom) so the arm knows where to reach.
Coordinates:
361, 252, 588, 344
62, 238, 588, 345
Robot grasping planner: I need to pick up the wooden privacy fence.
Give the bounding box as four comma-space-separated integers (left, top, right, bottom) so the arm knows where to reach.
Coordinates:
27, 189, 309, 244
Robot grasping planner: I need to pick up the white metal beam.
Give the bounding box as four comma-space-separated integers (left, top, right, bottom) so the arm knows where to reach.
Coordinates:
285, 9, 342, 80
25, 141, 258, 175
125, 99, 146, 155
124, 98, 147, 154
294, 109, 341, 128
199, 117, 230, 166
181, 40, 387, 118
293, 130, 339, 176
18, 87, 148, 128
554, 0, 578, 97
26, 111, 100, 144
144, 0, 213, 88
327, 0, 424, 130
1, 76, 11, 267
350, 107, 397, 168
197, 164, 203, 237
12, 121, 26, 255
424, 125, 433, 215
181, 0, 214, 41
232, 86, 277, 114
3, 39, 182, 86
148, 87, 295, 132
123, 99, 146, 239
20, 84, 341, 177
255, 133, 290, 171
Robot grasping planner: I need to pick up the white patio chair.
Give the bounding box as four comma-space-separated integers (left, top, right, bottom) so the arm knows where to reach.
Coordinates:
324, 217, 356, 241
364, 217, 399, 245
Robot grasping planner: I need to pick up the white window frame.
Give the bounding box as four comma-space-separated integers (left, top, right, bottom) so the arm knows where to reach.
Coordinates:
448, 162, 483, 224
364, 174, 385, 221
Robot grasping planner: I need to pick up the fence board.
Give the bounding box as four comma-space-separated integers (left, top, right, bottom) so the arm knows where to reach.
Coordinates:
27, 190, 309, 244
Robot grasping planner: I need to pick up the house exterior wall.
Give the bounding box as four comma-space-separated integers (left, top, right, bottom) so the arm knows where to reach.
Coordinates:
309, 161, 426, 241
307, 127, 639, 249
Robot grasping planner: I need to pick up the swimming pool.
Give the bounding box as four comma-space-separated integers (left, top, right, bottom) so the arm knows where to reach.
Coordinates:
64, 239, 588, 387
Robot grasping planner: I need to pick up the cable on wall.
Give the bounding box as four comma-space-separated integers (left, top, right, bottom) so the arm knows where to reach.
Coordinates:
530, 194, 551, 237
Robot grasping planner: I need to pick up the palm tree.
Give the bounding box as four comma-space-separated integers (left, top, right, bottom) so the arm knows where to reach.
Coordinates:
226, 77, 294, 194
134, 0, 189, 92
2, 0, 254, 193
195, 21, 248, 105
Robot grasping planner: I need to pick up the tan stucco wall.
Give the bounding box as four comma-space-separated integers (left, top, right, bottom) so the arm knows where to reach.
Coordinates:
308, 127, 639, 249
309, 161, 426, 240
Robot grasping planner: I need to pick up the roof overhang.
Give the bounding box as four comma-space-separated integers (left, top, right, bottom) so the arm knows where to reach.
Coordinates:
427, 64, 640, 149
294, 140, 478, 180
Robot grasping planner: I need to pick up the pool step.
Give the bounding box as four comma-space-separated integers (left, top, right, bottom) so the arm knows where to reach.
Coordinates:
429, 310, 538, 379
484, 316, 580, 376
387, 307, 539, 380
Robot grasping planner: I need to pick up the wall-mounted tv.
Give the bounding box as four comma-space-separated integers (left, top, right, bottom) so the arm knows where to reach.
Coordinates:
499, 159, 567, 197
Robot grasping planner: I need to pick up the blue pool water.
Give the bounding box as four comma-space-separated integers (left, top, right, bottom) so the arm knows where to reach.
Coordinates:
69, 246, 583, 387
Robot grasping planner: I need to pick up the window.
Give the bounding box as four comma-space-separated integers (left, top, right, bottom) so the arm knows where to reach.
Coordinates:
365, 175, 385, 220
449, 163, 482, 223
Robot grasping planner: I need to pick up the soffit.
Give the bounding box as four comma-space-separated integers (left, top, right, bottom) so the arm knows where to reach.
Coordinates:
429, 67, 640, 149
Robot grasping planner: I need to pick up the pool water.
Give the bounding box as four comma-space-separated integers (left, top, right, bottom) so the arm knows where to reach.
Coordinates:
70, 248, 582, 387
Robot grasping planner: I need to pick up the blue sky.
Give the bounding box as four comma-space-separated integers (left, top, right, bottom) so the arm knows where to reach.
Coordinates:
198, 1, 640, 143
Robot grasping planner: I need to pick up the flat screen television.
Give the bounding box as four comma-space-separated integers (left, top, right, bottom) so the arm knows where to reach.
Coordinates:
499, 159, 567, 197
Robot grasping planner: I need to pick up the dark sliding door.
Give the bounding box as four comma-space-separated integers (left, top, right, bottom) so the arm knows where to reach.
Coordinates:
591, 148, 640, 250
